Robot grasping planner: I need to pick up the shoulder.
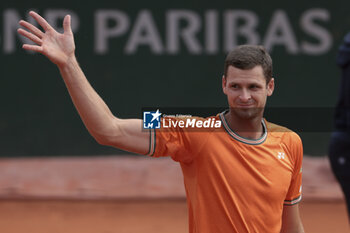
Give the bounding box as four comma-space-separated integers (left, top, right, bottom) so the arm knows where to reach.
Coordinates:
266, 121, 303, 166
266, 120, 302, 148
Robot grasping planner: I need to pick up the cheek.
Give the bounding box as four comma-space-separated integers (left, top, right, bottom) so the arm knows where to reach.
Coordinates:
254, 93, 268, 104
249, 91, 263, 99
227, 93, 240, 105
226, 90, 237, 98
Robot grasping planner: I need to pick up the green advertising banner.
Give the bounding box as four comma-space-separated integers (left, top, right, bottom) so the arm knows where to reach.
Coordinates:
1, 1, 349, 156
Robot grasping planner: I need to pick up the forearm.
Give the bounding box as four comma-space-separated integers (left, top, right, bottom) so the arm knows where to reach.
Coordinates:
280, 224, 305, 233
58, 56, 119, 143
280, 205, 305, 233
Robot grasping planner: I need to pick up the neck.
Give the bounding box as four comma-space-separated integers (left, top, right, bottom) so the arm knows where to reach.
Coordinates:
224, 110, 264, 140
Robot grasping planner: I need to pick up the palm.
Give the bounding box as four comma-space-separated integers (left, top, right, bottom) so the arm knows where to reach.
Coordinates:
18, 11, 75, 67
41, 30, 75, 65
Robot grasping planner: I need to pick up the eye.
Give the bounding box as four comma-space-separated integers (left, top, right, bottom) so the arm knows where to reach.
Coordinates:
231, 84, 239, 89
249, 84, 260, 90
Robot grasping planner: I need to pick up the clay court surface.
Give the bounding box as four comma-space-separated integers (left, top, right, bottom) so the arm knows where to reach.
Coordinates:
0, 156, 348, 232
0, 199, 348, 233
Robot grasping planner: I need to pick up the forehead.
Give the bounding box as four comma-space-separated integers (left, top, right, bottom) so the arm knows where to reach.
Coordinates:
226, 65, 266, 83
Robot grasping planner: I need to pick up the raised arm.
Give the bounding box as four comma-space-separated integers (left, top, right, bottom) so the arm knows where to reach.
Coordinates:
18, 11, 150, 154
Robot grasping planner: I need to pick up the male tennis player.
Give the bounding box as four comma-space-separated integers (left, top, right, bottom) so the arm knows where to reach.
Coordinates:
18, 11, 305, 233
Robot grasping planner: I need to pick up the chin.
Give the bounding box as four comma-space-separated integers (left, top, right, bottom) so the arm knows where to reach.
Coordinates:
231, 107, 263, 120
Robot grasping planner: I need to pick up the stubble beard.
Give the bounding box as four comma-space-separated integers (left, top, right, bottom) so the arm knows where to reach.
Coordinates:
231, 107, 264, 120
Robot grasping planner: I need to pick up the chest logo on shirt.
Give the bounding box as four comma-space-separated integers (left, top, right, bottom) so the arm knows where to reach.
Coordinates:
277, 152, 285, 160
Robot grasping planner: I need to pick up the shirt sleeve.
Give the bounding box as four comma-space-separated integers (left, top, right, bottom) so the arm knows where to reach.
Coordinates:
284, 132, 303, 206
147, 116, 208, 163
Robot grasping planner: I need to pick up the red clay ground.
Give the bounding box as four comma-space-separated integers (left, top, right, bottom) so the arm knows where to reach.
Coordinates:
0, 199, 348, 233
0, 156, 348, 232
0, 156, 344, 200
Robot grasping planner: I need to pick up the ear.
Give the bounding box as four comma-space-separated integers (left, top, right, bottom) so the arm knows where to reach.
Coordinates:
222, 75, 227, 95
267, 78, 275, 96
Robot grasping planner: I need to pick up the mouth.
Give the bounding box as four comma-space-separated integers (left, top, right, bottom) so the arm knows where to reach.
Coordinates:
236, 104, 254, 108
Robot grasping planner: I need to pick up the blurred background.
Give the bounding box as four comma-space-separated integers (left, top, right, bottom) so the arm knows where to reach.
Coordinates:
0, 1, 349, 232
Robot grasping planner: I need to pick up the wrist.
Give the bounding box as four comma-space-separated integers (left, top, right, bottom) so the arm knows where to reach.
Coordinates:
58, 54, 78, 70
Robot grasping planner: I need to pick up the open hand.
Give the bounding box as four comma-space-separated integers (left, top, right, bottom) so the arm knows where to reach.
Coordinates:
18, 11, 76, 67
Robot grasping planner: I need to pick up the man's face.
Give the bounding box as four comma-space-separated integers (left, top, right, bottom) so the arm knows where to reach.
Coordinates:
222, 65, 274, 120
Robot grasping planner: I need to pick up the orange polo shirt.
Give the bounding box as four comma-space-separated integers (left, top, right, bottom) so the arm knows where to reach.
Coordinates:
147, 112, 303, 233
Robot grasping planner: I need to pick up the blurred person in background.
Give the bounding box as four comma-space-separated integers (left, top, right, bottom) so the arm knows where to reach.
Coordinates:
329, 31, 350, 221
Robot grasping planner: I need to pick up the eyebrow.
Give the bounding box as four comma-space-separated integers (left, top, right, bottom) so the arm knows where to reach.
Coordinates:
228, 81, 263, 86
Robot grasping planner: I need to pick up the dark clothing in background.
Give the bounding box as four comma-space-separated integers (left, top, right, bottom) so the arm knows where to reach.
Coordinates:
334, 32, 350, 131
329, 132, 350, 217
329, 32, 350, 220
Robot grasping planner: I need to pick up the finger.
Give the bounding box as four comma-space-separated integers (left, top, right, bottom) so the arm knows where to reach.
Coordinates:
22, 44, 43, 53
17, 28, 42, 45
63, 15, 72, 35
29, 11, 53, 32
19, 20, 44, 39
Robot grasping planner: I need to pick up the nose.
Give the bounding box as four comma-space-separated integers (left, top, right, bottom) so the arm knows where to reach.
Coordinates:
239, 89, 251, 102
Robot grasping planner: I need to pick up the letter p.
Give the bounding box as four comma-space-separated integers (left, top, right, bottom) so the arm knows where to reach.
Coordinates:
95, 10, 129, 54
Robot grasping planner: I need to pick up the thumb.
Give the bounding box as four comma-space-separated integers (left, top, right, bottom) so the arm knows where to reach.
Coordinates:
63, 15, 72, 34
